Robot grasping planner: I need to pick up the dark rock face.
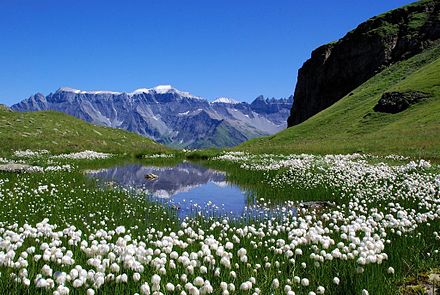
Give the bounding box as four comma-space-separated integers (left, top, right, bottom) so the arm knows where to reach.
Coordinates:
288, 0, 440, 127
374, 91, 430, 113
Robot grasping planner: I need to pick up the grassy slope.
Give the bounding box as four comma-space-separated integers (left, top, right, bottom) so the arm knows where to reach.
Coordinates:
0, 110, 168, 155
239, 43, 440, 159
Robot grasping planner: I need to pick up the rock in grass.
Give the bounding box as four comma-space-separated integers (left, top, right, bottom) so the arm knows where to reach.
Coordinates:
300, 201, 335, 209
373, 91, 431, 114
0, 163, 42, 173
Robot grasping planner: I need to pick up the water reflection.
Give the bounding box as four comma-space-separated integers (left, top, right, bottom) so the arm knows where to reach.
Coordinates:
87, 162, 249, 216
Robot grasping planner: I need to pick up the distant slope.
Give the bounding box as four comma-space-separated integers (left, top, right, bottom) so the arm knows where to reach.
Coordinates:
0, 104, 11, 112
239, 43, 440, 159
0, 110, 167, 154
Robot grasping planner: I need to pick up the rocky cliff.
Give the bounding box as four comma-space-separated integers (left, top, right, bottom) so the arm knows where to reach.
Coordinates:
287, 0, 440, 126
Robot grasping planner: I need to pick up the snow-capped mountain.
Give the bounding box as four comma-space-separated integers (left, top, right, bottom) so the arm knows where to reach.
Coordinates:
12, 85, 293, 148
212, 97, 240, 104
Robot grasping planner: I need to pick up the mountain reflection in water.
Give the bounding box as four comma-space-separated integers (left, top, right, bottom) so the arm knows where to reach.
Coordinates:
87, 162, 248, 216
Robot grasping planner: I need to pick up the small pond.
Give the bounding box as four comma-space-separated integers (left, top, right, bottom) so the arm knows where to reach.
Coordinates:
87, 162, 255, 217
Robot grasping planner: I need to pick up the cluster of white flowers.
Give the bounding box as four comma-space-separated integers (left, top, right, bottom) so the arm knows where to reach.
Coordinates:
0, 151, 437, 294
182, 149, 198, 153
383, 154, 410, 161
44, 164, 72, 172
53, 151, 112, 160
13, 149, 50, 158
0, 163, 72, 173
213, 151, 251, 162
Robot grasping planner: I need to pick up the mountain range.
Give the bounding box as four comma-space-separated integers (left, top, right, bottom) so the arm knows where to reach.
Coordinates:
12, 85, 293, 148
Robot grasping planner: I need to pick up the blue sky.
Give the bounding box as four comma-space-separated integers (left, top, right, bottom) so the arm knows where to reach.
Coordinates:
0, 0, 415, 105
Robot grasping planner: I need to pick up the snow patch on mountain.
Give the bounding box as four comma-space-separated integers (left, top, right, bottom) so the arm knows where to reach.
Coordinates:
211, 97, 240, 104
58, 85, 201, 99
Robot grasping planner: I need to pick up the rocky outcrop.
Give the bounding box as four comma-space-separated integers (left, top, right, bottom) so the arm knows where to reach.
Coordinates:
288, 0, 440, 126
0, 163, 42, 173
374, 91, 430, 113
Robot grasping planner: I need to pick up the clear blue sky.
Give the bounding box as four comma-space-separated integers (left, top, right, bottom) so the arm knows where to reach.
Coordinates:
0, 0, 415, 105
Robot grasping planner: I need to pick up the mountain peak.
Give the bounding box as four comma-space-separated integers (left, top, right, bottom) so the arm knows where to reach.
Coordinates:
153, 84, 174, 93
57, 87, 81, 94
212, 97, 240, 104
251, 95, 267, 105
132, 85, 173, 94
132, 85, 201, 99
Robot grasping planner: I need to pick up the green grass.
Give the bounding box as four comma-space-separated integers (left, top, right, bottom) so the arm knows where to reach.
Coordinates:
0, 110, 168, 155
239, 43, 440, 160
0, 104, 11, 112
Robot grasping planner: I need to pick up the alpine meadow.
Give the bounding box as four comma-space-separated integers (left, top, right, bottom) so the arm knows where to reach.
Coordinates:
0, 1, 439, 295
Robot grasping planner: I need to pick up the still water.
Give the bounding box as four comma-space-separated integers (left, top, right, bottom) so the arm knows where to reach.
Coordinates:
87, 162, 250, 217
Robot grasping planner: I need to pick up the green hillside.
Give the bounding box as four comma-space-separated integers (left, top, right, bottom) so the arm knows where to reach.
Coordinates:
0, 110, 167, 155
239, 43, 440, 159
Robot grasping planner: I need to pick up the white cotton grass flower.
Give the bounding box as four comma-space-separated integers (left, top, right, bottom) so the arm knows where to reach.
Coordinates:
151, 274, 161, 285
301, 278, 310, 286
317, 286, 325, 294
140, 282, 151, 295
41, 264, 52, 277
240, 281, 252, 291
133, 273, 141, 282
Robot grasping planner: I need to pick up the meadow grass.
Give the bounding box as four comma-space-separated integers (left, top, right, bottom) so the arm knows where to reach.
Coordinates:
0, 110, 167, 155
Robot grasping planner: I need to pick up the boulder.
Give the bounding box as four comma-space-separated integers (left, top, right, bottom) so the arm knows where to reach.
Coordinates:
374, 91, 430, 113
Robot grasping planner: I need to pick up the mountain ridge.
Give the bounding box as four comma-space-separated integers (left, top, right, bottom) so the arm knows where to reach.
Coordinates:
12, 86, 293, 148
